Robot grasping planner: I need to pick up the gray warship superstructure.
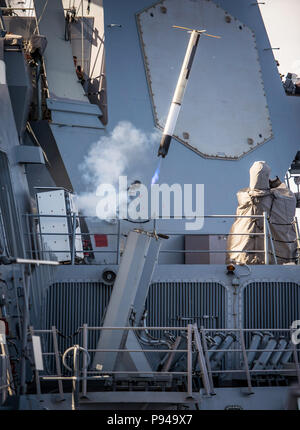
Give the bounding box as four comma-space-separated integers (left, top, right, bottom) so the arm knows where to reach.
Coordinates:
0, 0, 300, 410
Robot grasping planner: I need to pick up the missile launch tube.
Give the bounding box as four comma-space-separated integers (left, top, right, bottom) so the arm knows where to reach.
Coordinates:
252, 337, 277, 370
269, 338, 288, 367
279, 342, 294, 366
247, 331, 263, 367
210, 333, 236, 370
207, 332, 225, 360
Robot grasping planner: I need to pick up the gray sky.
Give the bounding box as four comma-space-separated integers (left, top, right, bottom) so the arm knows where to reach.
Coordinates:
259, 0, 300, 77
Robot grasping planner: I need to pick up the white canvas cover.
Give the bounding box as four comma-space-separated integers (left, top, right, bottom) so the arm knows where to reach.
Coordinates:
227, 161, 297, 264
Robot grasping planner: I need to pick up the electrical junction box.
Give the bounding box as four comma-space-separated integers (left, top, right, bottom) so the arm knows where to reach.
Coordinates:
36, 189, 83, 262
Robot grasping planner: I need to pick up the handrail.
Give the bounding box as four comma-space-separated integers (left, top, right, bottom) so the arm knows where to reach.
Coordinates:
28, 324, 300, 411
30, 324, 202, 406
29, 324, 300, 408
23, 213, 283, 266
33, 326, 299, 332
31, 326, 300, 364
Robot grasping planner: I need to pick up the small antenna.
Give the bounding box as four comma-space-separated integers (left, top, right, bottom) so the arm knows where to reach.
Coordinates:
172, 25, 221, 39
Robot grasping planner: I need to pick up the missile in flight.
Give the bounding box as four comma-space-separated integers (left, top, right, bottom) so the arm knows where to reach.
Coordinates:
158, 26, 220, 158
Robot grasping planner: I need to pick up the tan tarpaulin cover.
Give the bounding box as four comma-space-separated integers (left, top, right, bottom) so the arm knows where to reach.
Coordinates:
227, 161, 297, 264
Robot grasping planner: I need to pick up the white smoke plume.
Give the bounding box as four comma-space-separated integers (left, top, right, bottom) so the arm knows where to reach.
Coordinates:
77, 121, 159, 217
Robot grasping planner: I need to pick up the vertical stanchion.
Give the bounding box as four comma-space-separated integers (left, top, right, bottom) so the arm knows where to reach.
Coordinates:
72, 345, 80, 410
82, 324, 88, 397
267, 220, 277, 264
187, 324, 193, 397
263, 212, 269, 265
52, 326, 64, 399
71, 212, 76, 265
200, 326, 215, 395
239, 329, 254, 394
193, 324, 211, 395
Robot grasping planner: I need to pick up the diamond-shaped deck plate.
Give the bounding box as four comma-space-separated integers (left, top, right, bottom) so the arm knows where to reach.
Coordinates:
137, 0, 273, 159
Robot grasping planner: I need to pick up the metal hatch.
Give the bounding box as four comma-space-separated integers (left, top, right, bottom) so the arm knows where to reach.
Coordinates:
137, 0, 273, 159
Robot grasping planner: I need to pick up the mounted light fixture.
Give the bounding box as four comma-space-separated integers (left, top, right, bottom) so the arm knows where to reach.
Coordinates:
226, 263, 236, 274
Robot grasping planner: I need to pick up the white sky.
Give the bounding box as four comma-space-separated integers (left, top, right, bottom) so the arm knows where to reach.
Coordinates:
259, 0, 300, 77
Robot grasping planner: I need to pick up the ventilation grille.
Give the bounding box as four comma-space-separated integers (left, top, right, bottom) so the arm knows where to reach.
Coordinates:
43, 281, 112, 372
146, 282, 226, 336
243, 281, 300, 329
42, 281, 226, 371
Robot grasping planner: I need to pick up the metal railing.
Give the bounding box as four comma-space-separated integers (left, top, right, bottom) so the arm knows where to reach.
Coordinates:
22, 212, 299, 265
198, 327, 300, 396
29, 324, 300, 409
30, 324, 209, 409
